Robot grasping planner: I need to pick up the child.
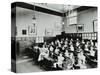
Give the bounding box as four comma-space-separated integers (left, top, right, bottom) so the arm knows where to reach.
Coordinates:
54, 53, 64, 68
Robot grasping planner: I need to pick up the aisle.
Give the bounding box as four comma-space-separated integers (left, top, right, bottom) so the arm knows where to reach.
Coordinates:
16, 59, 44, 73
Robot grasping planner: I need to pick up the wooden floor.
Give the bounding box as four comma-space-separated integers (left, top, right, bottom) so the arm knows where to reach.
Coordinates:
16, 57, 96, 73
16, 58, 45, 73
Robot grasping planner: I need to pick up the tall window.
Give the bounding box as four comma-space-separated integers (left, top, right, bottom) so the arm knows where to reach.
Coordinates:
67, 10, 77, 25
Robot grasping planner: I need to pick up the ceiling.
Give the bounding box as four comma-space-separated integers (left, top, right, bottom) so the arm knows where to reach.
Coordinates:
28, 2, 80, 13
12, 2, 96, 17
12, 2, 81, 17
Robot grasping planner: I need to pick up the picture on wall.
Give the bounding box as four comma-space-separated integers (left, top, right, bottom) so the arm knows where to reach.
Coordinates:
45, 28, 53, 36
28, 23, 37, 35
77, 24, 84, 32
22, 29, 27, 35
36, 36, 44, 43
93, 19, 97, 32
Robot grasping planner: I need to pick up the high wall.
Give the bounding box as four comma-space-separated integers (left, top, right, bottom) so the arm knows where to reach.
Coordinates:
16, 7, 62, 37
77, 8, 97, 33
65, 7, 97, 33
13, 7, 62, 55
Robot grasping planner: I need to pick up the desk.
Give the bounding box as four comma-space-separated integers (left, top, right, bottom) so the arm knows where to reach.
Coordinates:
32, 48, 73, 70
85, 54, 97, 68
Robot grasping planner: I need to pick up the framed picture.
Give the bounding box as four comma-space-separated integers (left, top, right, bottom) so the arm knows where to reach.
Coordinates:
22, 29, 27, 35
77, 24, 84, 32
36, 36, 44, 43
93, 19, 97, 32
28, 23, 37, 35
45, 28, 53, 36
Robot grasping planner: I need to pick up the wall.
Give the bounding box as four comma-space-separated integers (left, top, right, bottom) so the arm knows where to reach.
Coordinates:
77, 8, 97, 33
65, 7, 97, 33
16, 7, 62, 37
65, 25, 77, 33
11, 8, 16, 37
15, 7, 62, 56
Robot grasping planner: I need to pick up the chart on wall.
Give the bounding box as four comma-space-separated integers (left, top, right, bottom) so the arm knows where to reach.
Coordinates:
28, 24, 37, 35
36, 36, 44, 43
45, 28, 53, 36
93, 20, 97, 32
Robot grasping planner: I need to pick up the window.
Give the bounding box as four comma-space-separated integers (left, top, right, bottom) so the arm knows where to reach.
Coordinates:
67, 10, 77, 25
